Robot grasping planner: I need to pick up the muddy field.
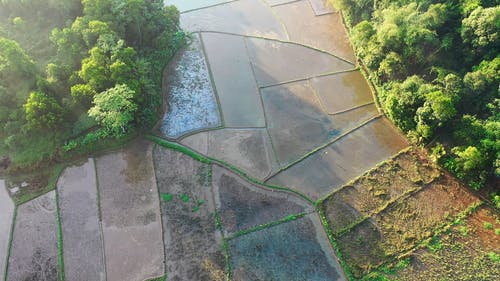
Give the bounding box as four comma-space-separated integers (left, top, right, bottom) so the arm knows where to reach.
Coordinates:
322, 148, 440, 233
6, 191, 59, 281
229, 213, 346, 281
271, 0, 356, 62
268, 118, 408, 200
212, 165, 311, 236
153, 145, 226, 280
202, 33, 265, 128
96, 140, 164, 281
4, 0, 494, 280
0, 180, 14, 279
180, 0, 288, 40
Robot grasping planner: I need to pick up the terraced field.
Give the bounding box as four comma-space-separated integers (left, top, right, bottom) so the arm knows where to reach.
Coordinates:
1, 1, 497, 281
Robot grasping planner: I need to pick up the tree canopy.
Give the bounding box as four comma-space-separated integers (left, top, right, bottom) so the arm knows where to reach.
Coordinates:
0, 0, 182, 169
337, 0, 500, 189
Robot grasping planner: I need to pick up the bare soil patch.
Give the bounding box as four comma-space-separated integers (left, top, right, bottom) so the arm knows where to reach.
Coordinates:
393, 206, 500, 281
322, 148, 440, 234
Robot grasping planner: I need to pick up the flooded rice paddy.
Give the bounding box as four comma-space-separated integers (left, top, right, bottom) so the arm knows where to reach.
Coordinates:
160, 34, 221, 138
96, 140, 164, 281
57, 159, 105, 281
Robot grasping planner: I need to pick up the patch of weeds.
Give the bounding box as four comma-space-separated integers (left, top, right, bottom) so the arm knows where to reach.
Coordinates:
495, 229, 500, 235
179, 193, 190, 202
483, 222, 493, 230
395, 258, 410, 270
459, 226, 469, 236
192, 200, 205, 212
426, 235, 443, 253
361, 271, 396, 281
487, 252, 500, 263
160, 193, 173, 202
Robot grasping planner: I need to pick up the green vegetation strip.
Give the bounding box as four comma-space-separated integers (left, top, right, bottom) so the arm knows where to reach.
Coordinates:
92, 158, 103, 221
146, 134, 314, 204
55, 190, 65, 281
3, 206, 17, 281
145, 275, 166, 281
228, 212, 308, 240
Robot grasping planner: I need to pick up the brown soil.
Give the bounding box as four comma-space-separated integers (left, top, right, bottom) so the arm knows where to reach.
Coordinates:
322, 148, 482, 278
394, 206, 500, 281
322, 148, 441, 235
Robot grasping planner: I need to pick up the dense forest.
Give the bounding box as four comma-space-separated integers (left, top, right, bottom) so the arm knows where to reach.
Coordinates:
0, 0, 182, 170
330, 0, 499, 191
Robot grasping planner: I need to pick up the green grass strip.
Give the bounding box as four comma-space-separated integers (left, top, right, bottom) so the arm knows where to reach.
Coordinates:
55, 189, 65, 281
145, 275, 166, 281
228, 212, 308, 240
3, 206, 17, 281
92, 158, 103, 221
146, 135, 212, 164
147, 134, 314, 204
317, 206, 355, 281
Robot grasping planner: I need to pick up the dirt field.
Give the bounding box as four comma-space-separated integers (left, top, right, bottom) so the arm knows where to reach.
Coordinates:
380, 206, 500, 281
321, 149, 483, 278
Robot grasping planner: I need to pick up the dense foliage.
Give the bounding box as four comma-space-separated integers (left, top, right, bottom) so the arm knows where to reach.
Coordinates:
0, 0, 183, 169
331, 0, 499, 189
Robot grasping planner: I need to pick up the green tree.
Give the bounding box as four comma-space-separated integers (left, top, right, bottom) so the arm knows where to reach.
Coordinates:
0, 37, 36, 88
88, 84, 138, 136
461, 6, 500, 59
24, 91, 64, 129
